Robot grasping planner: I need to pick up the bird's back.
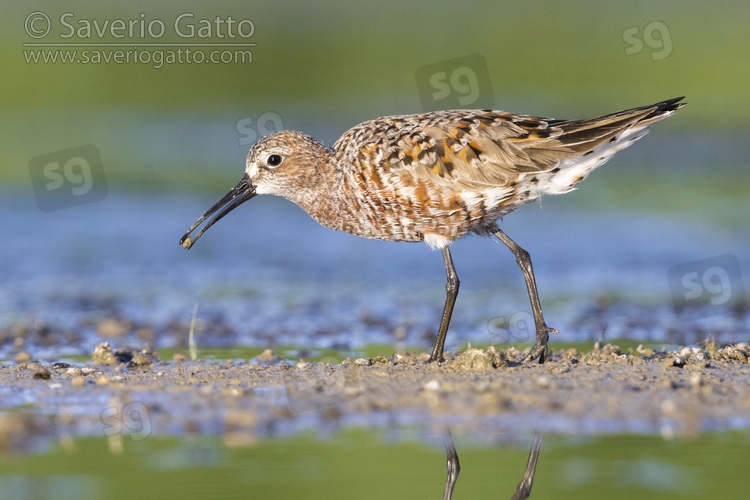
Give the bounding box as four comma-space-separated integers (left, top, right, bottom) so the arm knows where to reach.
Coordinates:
327, 98, 684, 244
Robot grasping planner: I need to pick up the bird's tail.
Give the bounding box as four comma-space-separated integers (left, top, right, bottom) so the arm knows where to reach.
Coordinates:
533, 97, 685, 196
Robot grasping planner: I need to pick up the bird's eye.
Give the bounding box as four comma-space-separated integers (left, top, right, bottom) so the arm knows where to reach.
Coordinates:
267, 154, 283, 167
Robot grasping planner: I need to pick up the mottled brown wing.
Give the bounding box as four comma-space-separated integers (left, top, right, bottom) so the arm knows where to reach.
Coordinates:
336, 97, 684, 190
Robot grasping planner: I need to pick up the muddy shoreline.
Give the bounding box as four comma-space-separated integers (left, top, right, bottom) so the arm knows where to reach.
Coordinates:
3, 341, 750, 453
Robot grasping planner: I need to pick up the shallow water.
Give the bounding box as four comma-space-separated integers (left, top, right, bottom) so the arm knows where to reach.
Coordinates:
2, 159, 750, 498
1, 429, 749, 499
2, 179, 749, 361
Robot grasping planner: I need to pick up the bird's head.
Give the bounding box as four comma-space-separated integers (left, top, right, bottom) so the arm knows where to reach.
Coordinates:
179, 130, 328, 249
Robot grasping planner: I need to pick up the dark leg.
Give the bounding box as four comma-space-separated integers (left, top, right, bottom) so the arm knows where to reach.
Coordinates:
430, 246, 460, 363
494, 229, 557, 363
511, 431, 542, 500
443, 430, 460, 500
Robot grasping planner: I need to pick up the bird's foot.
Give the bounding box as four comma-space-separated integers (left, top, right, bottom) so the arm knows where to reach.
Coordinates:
524, 325, 558, 364
428, 354, 445, 364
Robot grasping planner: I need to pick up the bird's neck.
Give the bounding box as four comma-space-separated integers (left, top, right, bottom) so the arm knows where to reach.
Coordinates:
289, 146, 350, 231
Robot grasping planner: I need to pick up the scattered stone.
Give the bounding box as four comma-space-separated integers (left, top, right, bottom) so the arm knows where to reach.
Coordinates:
548, 363, 571, 375
451, 347, 502, 371
15, 352, 31, 364
129, 352, 152, 369
30, 364, 50, 380
636, 344, 655, 357
173, 353, 187, 362
392, 352, 419, 365
665, 355, 685, 368
354, 357, 373, 367
220, 387, 245, 397
92, 343, 118, 365
66, 367, 83, 377
416, 352, 431, 363
717, 345, 748, 363
92, 342, 161, 367
71, 376, 85, 387
599, 343, 621, 356
536, 375, 551, 389
255, 349, 280, 364
423, 379, 441, 391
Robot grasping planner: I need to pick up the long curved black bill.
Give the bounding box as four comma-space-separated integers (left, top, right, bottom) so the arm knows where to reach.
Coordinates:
179, 173, 256, 249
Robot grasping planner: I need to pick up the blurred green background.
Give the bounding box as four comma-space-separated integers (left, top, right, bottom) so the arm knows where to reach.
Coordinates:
3, 3, 750, 497
3, 0, 748, 192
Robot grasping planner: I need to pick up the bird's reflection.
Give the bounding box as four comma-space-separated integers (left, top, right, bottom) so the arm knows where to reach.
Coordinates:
442, 430, 542, 500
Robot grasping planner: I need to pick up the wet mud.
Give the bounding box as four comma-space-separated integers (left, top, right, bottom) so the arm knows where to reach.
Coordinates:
2, 341, 750, 453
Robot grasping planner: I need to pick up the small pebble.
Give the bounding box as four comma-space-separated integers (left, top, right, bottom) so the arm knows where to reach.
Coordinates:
96, 377, 110, 385
81, 367, 96, 375
417, 353, 431, 363
130, 353, 152, 367
31, 364, 51, 380
548, 363, 571, 375
423, 380, 441, 391
255, 349, 280, 363
220, 387, 245, 396
173, 353, 187, 362
15, 352, 31, 364
66, 367, 83, 377
680, 347, 698, 358
664, 356, 685, 368
71, 376, 85, 387
92, 342, 117, 365
354, 357, 373, 367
